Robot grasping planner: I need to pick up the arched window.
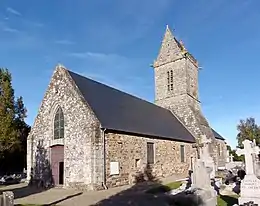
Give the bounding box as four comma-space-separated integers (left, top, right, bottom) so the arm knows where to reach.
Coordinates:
54, 107, 64, 139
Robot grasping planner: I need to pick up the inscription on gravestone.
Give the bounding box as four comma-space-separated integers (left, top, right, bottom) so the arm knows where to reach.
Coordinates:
242, 179, 260, 190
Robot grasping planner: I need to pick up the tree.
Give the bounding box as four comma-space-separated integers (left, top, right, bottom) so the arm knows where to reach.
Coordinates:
236, 117, 260, 148
0, 68, 18, 156
0, 68, 30, 173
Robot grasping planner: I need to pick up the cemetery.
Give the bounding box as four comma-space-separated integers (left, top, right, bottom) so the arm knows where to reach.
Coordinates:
144, 138, 260, 206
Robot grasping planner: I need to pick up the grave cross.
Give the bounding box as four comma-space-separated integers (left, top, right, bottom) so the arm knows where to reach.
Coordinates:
192, 143, 203, 159
236, 139, 260, 175
230, 154, 234, 162
200, 135, 211, 158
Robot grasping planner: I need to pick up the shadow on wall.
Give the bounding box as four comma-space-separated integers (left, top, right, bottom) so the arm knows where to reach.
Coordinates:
0, 140, 54, 199
91, 164, 203, 206
29, 140, 54, 189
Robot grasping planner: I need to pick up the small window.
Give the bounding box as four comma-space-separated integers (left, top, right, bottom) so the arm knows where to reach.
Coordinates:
135, 159, 141, 168
167, 70, 173, 92
180, 145, 185, 163
147, 142, 155, 164
218, 144, 221, 156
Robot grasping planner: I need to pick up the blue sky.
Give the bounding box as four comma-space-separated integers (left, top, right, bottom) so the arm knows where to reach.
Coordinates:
0, 0, 260, 149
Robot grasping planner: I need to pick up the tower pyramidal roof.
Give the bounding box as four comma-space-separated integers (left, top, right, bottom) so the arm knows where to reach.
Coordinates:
154, 25, 198, 67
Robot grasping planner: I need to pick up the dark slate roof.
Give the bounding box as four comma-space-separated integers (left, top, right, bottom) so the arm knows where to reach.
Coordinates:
68, 70, 195, 143
211, 128, 225, 140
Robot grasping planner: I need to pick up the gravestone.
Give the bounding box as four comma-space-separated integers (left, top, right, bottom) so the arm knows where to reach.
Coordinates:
236, 139, 260, 205
192, 159, 217, 206
200, 135, 216, 179
193, 160, 211, 189
1, 191, 14, 206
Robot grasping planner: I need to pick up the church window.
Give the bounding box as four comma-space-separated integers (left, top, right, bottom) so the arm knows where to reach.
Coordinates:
54, 107, 64, 139
147, 142, 155, 164
180, 145, 185, 163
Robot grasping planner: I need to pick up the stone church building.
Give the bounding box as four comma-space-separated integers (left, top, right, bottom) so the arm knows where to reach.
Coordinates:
27, 26, 227, 190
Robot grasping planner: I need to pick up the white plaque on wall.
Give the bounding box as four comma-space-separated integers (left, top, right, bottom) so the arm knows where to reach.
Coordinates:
110, 161, 119, 175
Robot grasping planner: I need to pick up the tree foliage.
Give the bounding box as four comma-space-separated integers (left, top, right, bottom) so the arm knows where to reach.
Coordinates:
227, 145, 244, 162
236, 117, 260, 148
0, 68, 30, 163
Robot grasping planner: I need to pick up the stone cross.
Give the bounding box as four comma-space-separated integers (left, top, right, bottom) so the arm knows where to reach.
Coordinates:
230, 154, 234, 162
236, 139, 260, 175
200, 135, 211, 158
226, 150, 230, 162
192, 144, 201, 159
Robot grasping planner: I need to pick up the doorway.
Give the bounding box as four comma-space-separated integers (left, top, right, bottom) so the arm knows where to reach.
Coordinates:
59, 162, 64, 185
51, 145, 64, 185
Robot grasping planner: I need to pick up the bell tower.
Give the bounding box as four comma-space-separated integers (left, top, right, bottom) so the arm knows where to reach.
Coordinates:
153, 25, 219, 166
154, 25, 199, 109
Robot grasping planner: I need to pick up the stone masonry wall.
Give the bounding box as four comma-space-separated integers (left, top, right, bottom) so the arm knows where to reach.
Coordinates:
154, 59, 187, 101
155, 67, 219, 165
105, 132, 194, 188
27, 66, 102, 190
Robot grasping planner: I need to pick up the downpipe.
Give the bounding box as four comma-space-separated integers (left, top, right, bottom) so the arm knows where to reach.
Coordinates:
101, 128, 108, 190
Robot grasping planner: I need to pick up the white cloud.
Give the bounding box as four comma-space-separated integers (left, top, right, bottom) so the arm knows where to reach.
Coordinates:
6, 7, 21, 16
67, 51, 152, 99
3, 27, 19, 33
26, 21, 44, 28
80, 0, 172, 50
67, 51, 124, 61
55, 39, 75, 45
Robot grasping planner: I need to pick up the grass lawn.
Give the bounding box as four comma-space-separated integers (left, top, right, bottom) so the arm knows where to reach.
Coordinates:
146, 181, 182, 194
217, 194, 239, 206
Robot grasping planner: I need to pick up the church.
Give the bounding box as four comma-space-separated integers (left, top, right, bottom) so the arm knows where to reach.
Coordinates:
26, 26, 227, 190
